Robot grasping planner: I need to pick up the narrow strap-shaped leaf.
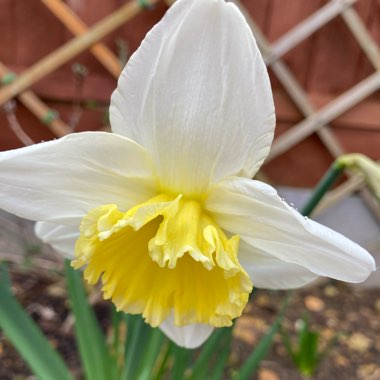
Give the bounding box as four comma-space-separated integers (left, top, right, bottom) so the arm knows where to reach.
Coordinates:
111, 306, 123, 346
211, 329, 233, 380
153, 340, 172, 380
299, 332, 319, 375
111, 306, 124, 362
136, 328, 166, 380
188, 327, 232, 380
121, 313, 153, 380
300, 162, 344, 217
170, 344, 193, 379
0, 263, 73, 380
65, 260, 117, 380
234, 293, 291, 380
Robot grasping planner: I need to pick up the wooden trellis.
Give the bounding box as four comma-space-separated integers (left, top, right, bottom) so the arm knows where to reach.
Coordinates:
232, 0, 380, 219
0, 0, 379, 218
0, 0, 157, 106
0, 0, 157, 141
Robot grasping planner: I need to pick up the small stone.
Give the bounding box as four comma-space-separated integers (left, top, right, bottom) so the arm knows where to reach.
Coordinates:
254, 318, 269, 333
334, 353, 349, 367
234, 316, 260, 345
256, 294, 270, 307
357, 364, 380, 380
324, 285, 339, 297
304, 295, 325, 312
375, 299, 380, 313
326, 317, 338, 328
346, 332, 372, 352
321, 327, 335, 340
258, 368, 280, 380
46, 283, 66, 298
325, 309, 338, 319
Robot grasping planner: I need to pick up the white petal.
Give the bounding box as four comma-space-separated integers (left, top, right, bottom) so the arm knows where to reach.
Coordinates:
0, 132, 157, 224
160, 314, 214, 349
206, 177, 376, 283
110, 0, 275, 195
239, 240, 318, 289
35, 222, 79, 258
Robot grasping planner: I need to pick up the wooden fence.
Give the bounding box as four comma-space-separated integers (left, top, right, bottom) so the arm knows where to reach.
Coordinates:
0, 0, 379, 213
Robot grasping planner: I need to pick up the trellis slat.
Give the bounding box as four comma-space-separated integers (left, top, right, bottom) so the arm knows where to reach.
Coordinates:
341, 6, 380, 71
0, 62, 70, 137
0, 0, 158, 107
41, 0, 121, 78
268, 71, 380, 162
268, 0, 357, 64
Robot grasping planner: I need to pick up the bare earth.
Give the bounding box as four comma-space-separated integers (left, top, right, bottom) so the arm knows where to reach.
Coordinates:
0, 212, 380, 380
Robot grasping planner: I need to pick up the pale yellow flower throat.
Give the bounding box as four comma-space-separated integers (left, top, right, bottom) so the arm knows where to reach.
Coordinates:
73, 194, 252, 327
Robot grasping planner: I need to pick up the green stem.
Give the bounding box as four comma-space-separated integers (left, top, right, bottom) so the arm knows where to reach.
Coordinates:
235, 291, 292, 380
0, 264, 74, 380
111, 306, 122, 355
300, 162, 344, 217
235, 162, 346, 379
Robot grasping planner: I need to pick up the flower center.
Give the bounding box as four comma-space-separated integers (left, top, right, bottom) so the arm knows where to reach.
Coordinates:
72, 194, 252, 327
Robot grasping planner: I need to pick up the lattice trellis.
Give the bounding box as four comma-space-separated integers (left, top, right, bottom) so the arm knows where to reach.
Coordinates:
0, 0, 151, 139
232, 0, 380, 220
0, 0, 379, 218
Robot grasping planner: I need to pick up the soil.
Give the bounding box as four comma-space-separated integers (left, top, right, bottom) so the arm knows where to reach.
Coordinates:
0, 213, 380, 380
234, 283, 380, 380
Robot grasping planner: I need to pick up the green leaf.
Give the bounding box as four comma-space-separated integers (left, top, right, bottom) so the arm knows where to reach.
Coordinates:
110, 306, 124, 360
210, 329, 233, 380
0, 263, 73, 380
153, 340, 173, 380
300, 163, 344, 216
120, 314, 152, 380
65, 260, 117, 380
170, 344, 193, 380
282, 314, 329, 376
298, 332, 319, 375
135, 328, 166, 380
234, 292, 291, 380
297, 318, 318, 371
188, 327, 232, 380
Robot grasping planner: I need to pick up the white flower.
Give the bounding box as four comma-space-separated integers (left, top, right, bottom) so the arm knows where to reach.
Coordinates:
0, 0, 375, 348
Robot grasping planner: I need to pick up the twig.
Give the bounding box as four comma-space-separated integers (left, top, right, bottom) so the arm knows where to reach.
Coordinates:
68, 63, 88, 131
0, 0, 159, 106
2, 100, 34, 146
115, 38, 130, 68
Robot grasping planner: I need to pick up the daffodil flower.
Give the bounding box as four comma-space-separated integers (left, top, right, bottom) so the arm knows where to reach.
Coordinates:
0, 0, 375, 348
